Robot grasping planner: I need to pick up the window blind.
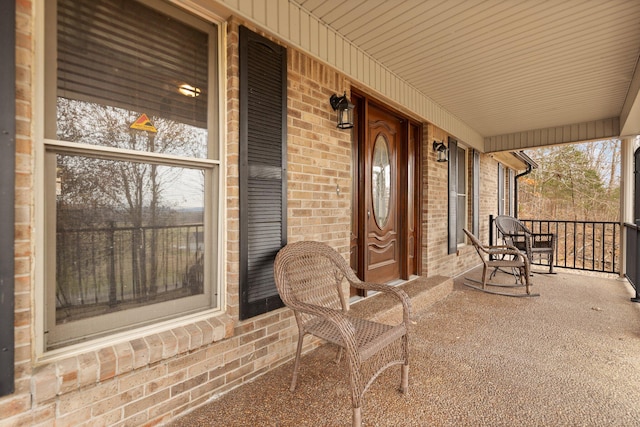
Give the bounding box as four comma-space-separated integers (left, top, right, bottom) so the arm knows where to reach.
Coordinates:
57, 0, 208, 128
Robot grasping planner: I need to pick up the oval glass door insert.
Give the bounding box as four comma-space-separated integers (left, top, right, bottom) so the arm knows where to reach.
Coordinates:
372, 133, 391, 227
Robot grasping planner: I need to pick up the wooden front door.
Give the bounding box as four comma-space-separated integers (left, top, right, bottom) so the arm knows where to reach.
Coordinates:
350, 93, 421, 290
363, 105, 403, 283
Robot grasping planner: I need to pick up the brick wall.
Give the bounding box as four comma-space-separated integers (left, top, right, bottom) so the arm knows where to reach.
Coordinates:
1, 3, 502, 426
479, 155, 499, 239
423, 124, 500, 277
2, 0, 36, 422
286, 48, 353, 253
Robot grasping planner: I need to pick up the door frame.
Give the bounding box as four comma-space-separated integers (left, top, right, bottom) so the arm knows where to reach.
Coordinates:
350, 90, 422, 288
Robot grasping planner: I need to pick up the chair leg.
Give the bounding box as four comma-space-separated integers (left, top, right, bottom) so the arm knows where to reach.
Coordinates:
482, 265, 488, 289
400, 364, 409, 393
523, 263, 531, 294
352, 406, 362, 427
290, 333, 305, 392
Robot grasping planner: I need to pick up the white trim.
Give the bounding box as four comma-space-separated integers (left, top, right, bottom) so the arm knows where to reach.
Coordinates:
43, 139, 221, 168
34, 0, 47, 362
485, 118, 621, 152
216, 20, 228, 316
171, 0, 230, 23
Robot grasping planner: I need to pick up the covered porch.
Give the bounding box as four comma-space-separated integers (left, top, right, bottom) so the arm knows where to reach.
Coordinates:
169, 268, 640, 426
171, 269, 640, 427
4, 0, 640, 425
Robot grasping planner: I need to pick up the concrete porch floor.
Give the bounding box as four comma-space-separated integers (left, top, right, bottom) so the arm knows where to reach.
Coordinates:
167, 267, 640, 426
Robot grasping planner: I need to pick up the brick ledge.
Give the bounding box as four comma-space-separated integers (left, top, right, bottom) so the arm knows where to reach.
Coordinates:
31, 313, 234, 404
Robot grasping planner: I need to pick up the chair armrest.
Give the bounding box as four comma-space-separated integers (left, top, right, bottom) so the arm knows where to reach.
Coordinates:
349, 281, 412, 325
499, 231, 529, 246
500, 231, 526, 238
289, 301, 359, 349
482, 245, 522, 257
530, 233, 555, 248
487, 244, 519, 250
482, 245, 529, 266
531, 232, 554, 240
288, 299, 347, 321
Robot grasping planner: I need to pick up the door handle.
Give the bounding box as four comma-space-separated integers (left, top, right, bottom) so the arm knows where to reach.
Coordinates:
367, 210, 371, 219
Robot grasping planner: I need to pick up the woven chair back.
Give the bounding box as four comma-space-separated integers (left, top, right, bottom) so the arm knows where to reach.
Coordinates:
495, 215, 530, 236
274, 241, 350, 320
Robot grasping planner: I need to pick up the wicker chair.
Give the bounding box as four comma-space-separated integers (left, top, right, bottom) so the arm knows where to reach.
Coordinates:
495, 215, 555, 273
273, 241, 411, 427
463, 229, 538, 297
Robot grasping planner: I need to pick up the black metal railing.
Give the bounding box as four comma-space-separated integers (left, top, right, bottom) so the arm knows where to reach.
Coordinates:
625, 222, 640, 301
56, 222, 204, 323
490, 216, 620, 274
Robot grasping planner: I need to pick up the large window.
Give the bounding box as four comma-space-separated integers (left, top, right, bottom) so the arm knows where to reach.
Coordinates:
42, 0, 221, 351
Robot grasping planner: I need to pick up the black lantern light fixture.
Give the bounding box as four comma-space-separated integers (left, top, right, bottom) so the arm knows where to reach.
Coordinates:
433, 140, 448, 162
329, 92, 355, 129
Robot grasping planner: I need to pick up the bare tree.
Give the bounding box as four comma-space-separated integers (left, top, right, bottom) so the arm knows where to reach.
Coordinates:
55, 98, 206, 311
519, 140, 620, 222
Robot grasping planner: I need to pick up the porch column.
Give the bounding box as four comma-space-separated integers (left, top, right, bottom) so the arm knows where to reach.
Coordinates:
619, 137, 635, 278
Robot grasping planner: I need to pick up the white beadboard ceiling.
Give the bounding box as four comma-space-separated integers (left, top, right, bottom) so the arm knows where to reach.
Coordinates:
291, 0, 640, 142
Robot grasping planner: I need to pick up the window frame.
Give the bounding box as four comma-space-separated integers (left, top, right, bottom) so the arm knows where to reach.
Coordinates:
35, 0, 226, 358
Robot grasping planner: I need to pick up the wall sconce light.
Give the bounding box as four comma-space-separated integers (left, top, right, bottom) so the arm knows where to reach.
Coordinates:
329, 92, 354, 129
433, 140, 448, 162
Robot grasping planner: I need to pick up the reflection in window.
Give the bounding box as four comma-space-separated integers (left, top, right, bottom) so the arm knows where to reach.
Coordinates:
56, 99, 208, 158
372, 134, 391, 227
55, 154, 205, 324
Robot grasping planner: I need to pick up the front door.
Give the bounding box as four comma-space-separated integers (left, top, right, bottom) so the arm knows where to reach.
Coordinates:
363, 105, 402, 283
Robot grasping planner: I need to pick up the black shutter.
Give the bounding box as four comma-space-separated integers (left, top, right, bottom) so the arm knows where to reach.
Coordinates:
0, 0, 16, 397
239, 27, 287, 320
448, 138, 458, 254
473, 149, 480, 235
